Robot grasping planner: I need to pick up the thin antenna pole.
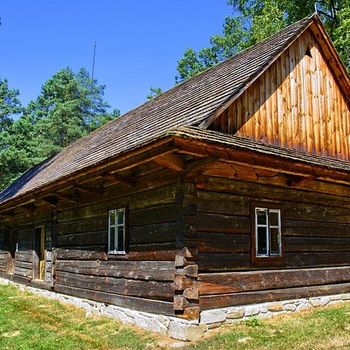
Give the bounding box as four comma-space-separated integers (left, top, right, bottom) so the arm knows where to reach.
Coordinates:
91, 41, 97, 81
88, 41, 97, 132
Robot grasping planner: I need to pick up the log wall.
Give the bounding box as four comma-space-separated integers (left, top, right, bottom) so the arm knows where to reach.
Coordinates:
0, 210, 54, 284
210, 29, 350, 160
0, 229, 9, 272
52, 167, 178, 315
14, 226, 38, 281
1, 157, 349, 317
191, 172, 350, 309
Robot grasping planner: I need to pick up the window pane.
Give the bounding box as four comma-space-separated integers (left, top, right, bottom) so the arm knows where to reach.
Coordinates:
257, 227, 268, 255
257, 209, 267, 225
117, 209, 124, 225
270, 228, 281, 255
109, 211, 116, 226
117, 226, 124, 252
270, 211, 279, 227
109, 227, 115, 251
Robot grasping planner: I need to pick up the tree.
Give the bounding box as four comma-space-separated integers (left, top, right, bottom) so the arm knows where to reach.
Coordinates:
0, 68, 120, 191
0, 79, 22, 131
333, 4, 350, 70
27, 67, 119, 157
0, 79, 24, 190
176, 0, 350, 82
176, 17, 247, 82
147, 87, 163, 100
0, 115, 43, 190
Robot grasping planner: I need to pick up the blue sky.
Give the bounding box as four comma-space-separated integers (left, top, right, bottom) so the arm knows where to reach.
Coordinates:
0, 1, 232, 114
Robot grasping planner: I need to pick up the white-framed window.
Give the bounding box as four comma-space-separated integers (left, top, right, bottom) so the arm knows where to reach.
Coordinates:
255, 208, 281, 257
108, 208, 126, 254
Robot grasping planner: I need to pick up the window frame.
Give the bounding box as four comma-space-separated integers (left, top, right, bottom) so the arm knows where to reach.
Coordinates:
108, 208, 127, 255
251, 202, 283, 265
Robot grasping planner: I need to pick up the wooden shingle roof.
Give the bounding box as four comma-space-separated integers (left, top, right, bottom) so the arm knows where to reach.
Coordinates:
0, 14, 342, 206
168, 127, 350, 173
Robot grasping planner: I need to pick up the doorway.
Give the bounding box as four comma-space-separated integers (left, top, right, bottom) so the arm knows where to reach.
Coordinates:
6, 231, 17, 274
34, 226, 45, 280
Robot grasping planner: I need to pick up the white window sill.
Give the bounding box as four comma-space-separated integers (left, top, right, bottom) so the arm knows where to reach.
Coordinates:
108, 251, 126, 255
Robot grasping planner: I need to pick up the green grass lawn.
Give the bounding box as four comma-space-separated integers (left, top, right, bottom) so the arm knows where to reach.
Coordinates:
190, 302, 350, 350
1, 284, 350, 350
0, 284, 160, 350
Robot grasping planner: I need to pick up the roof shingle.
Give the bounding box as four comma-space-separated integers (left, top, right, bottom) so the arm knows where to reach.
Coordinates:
0, 15, 330, 206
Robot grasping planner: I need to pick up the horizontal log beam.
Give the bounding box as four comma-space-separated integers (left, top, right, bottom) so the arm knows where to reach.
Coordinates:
0, 137, 176, 212
54, 284, 174, 315
103, 173, 136, 187
153, 153, 186, 172
174, 138, 350, 184
200, 282, 350, 310
39, 196, 59, 209
75, 185, 104, 197
185, 157, 217, 180
54, 193, 78, 204
287, 175, 315, 187
198, 266, 350, 296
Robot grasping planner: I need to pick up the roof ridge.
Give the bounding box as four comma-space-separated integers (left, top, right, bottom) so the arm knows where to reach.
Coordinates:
0, 14, 331, 206
78, 14, 317, 142
198, 14, 317, 128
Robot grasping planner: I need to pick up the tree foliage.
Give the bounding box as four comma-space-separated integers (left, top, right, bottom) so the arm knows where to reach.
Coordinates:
0, 115, 43, 190
176, 0, 350, 82
147, 87, 163, 100
0, 79, 22, 132
27, 67, 119, 157
0, 68, 119, 191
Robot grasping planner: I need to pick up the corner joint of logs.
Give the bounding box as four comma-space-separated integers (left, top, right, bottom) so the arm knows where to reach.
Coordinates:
173, 247, 199, 320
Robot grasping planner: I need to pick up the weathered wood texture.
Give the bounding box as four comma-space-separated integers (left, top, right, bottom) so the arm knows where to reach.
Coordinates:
210, 29, 350, 160
0, 251, 10, 273
194, 175, 350, 272
199, 266, 350, 296
51, 174, 178, 315
0, 230, 10, 272
1, 156, 349, 316
200, 282, 350, 310
54, 284, 174, 315
0, 221, 54, 285
192, 171, 350, 310
55, 182, 178, 253
200, 266, 350, 310
14, 250, 34, 280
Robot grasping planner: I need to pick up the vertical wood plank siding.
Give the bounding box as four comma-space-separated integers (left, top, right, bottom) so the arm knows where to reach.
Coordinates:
210, 30, 350, 160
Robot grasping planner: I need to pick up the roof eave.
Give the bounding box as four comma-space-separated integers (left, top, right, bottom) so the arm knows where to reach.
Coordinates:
169, 128, 350, 185
0, 135, 177, 213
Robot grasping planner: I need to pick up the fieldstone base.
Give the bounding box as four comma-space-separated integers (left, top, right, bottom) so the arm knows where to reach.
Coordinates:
0, 278, 200, 341
199, 293, 350, 329
1, 277, 350, 341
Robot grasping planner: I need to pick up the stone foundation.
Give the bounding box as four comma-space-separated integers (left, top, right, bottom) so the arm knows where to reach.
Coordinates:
0, 278, 201, 341
199, 293, 350, 329
1, 277, 350, 341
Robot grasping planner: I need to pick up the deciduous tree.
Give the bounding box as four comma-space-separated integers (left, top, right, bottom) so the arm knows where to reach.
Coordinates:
176, 0, 350, 82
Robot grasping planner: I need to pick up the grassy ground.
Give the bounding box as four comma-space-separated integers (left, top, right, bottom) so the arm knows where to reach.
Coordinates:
1, 284, 350, 350
0, 284, 160, 350
190, 302, 350, 350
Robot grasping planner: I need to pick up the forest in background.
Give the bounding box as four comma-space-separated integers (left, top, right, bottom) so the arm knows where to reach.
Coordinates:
1, 0, 349, 191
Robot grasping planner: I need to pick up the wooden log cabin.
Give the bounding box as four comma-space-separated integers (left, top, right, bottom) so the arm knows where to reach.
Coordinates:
0, 14, 349, 324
